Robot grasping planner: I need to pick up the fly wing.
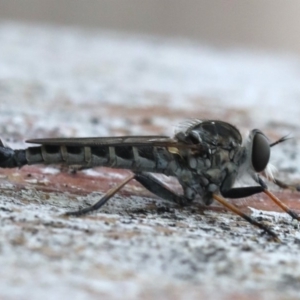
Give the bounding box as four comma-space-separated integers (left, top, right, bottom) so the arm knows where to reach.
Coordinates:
26, 135, 181, 147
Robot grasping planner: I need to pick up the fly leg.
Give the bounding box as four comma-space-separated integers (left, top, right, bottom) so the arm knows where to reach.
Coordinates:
222, 175, 300, 222
218, 175, 300, 240
65, 174, 135, 216
134, 172, 188, 206
212, 193, 280, 242
255, 176, 300, 221
66, 172, 188, 216
272, 177, 300, 192
220, 184, 280, 240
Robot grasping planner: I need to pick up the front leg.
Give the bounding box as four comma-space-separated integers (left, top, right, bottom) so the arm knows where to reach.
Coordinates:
221, 186, 264, 198
220, 174, 267, 199
272, 177, 300, 192
221, 176, 300, 221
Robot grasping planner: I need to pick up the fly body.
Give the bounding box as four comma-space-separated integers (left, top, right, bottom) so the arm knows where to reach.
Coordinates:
0, 119, 298, 241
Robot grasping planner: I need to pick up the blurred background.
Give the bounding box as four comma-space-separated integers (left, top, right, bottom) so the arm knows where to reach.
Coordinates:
1, 0, 300, 54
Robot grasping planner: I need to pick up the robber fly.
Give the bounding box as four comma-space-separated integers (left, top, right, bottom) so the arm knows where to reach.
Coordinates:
0, 120, 299, 241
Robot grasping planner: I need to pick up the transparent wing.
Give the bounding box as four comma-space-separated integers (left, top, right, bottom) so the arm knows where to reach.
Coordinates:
26, 135, 182, 147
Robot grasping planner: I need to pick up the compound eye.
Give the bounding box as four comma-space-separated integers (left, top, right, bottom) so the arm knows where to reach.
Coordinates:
252, 132, 270, 172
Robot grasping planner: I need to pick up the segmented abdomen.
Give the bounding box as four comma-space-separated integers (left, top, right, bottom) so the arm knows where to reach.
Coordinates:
26, 145, 174, 174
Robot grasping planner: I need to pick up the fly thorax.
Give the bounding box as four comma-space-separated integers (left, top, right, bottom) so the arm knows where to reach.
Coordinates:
203, 148, 232, 180
200, 146, 242, 194
210, 148, 231, 168
188, 155, 210, 173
